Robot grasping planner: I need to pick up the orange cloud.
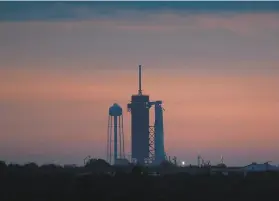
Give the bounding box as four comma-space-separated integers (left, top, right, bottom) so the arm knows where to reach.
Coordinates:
0, 68, 278, 165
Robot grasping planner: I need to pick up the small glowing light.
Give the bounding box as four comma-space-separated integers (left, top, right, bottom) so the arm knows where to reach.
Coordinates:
181, 161, 185, 166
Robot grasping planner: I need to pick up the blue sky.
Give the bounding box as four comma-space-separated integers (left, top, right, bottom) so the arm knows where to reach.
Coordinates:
1, 2, 279, 21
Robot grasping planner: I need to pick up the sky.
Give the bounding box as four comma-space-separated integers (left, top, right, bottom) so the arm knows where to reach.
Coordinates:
0, 1, 279, 166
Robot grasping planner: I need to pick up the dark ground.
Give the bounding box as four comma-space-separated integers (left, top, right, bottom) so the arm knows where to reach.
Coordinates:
1, 159, 279, 201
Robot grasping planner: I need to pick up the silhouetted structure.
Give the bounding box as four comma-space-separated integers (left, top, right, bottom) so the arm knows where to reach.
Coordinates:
128, 65, 166, 165
107, 103, 125, 164
153, 101, 166, 164
128, 65, 150, 164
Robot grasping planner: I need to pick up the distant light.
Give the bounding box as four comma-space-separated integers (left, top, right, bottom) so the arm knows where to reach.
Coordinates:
181, 161, 185, 166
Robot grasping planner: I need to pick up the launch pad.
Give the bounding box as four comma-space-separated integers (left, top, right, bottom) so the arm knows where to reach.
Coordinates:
107, 65, 166, 165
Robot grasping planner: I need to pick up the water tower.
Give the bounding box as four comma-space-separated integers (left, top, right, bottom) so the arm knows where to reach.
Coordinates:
107, 103, 125, 164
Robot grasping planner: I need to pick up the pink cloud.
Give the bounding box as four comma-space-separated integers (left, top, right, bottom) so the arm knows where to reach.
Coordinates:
194, 13, 279, 36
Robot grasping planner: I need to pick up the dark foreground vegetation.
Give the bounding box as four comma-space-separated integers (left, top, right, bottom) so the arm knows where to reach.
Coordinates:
1, 159, 279, 201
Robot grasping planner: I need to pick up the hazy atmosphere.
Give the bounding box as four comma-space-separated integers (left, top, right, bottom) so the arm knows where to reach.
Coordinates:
0, 2, 279, 166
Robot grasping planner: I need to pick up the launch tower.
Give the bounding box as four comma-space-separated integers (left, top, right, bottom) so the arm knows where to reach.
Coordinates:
127, 65, 150, 164
128, 65, 166, 165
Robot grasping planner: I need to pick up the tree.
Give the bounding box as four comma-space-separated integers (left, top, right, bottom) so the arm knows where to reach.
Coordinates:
132, 165, 143, 176
0, 160, 6, 169
85, 158, 111, 173
24, 162, 39, 170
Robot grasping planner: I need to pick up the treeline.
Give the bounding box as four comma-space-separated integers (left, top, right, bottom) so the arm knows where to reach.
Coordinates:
1, 159, 279, 201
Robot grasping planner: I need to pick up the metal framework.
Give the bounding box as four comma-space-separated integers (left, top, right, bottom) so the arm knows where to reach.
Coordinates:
128, 65, 166, 165
146, 101, 166, 165
149, 125, 155, 161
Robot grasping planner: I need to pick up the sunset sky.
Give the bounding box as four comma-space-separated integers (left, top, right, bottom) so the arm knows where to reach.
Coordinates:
0, 2, 279, 166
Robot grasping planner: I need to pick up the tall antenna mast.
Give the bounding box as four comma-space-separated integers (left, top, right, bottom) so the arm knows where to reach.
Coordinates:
138, 65, 142, 95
